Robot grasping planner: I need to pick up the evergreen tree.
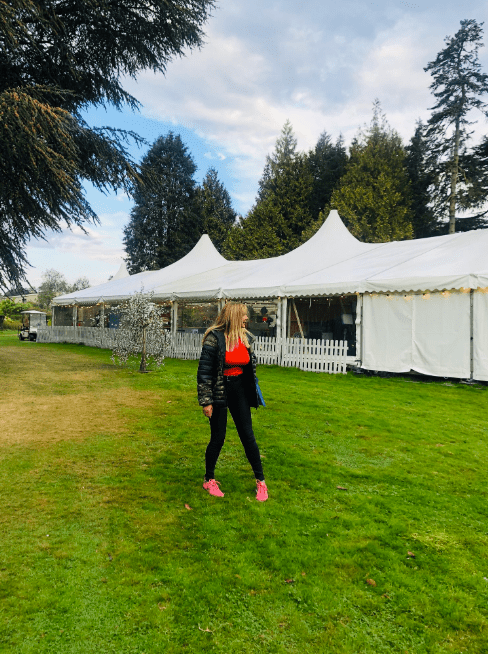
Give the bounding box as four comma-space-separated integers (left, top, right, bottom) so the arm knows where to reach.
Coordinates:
225, 152, 314, 260
424, 19, 488, 233
258, 120, 298, 201
225, 122, 314, 260
123, 134, 201, 273
329, 101, 413, 242
451, 135, 488, 231
405, 122, 438, 238
196, 168, 237, 252
224, 203, 286, 260
0, 0, 215, 290
307, 132, 347, 219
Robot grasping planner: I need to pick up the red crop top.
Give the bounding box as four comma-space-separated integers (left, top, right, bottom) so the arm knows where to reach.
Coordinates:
224, 338, 250, 376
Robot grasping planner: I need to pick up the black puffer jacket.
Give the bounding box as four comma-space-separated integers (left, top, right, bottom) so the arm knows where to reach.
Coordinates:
197, 329, 258, 408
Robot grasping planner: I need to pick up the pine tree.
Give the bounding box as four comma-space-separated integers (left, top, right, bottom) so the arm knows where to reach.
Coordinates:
458, 135, 488, 229
225, 122, 314, 260
258, 120, 298, 201
196, 168, 237, 252
424, 19, 488, 233
224, 202, 286, 260
405, 122, 438, 238
307, 132, 347, 220
225, 153, 314, 260
329, 101, 413, 242
0, 0, 215, 290
123, 134, 202, 273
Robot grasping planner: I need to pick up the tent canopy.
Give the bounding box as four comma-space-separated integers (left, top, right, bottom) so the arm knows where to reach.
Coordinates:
53, 211, 488, 305
111, 261, 130, 281
54, 234, 227, 305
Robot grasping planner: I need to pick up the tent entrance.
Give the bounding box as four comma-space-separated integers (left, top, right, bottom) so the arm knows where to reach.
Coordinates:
288, 296, 357, 356
177, 302, 219, 334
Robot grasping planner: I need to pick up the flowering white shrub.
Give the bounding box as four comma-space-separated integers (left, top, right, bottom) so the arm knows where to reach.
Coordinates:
110, 290, 170, 372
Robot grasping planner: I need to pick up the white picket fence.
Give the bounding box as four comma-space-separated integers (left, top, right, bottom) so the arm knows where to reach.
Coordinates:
280, 337, 347, 373
37, 326, 117, 348
253, 335, 281, 365
36, 328, 347, 374
254, 336, 347, 373
168, 332, 202, 359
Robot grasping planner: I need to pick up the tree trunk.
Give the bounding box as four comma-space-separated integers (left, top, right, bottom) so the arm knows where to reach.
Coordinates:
139, 325, 147, 372
448, 117, 461, 235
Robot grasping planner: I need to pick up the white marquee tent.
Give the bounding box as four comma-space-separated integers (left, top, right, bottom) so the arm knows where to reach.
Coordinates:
53, 211, 488, 381
110, 260, 130, 281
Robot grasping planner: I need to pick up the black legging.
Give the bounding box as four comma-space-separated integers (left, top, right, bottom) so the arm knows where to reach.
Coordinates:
205, 375, 264, 482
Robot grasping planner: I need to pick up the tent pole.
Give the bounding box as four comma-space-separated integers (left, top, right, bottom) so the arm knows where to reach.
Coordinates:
171, 301, 178, 336
73, 305, 78, 342
281, 297, 288, 367
470, 289, 474, 380
276, 297, 282, 365
100, 303, 105, 347
281, 297, 288, 339
355, 294, 363, 367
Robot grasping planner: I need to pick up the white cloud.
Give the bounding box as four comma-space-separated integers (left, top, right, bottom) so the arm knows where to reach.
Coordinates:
19, 0, 488, 282
25, 212, 129, 287
203, 151, 227, 161
122, 2, 488, 214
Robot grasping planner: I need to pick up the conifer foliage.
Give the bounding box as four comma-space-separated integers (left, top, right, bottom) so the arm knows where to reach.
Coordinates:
197, 168, 237, 253
404, 122, 438, 238
328, 101, 413, 242
423, 19, 488, 233
123, 134, 201, 274
0, 0, 215, 289
307, 132, 347, 219
225, 121, 314, 259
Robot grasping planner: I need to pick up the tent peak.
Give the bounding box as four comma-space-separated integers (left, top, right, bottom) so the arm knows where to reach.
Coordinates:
111, 260, 130, 281
314, 210, 360, 242
180, 234, 227, 265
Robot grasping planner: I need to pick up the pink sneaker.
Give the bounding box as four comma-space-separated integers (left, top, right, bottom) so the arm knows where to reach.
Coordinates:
203, 478, 225, 497
256, 480, 268, 502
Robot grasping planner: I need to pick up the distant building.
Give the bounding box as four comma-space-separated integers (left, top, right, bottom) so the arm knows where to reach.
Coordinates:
1, 288, 39, 304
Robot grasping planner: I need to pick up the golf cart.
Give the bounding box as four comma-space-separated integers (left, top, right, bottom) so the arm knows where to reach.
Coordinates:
19, 310, 47, 341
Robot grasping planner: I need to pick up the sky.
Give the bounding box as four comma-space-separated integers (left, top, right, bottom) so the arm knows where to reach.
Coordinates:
24, 0, 488, 290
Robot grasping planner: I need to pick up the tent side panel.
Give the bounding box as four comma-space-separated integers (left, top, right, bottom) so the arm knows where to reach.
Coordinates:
411, 291, 470, 378
473, 290, 488, 381
362, 293, 413, 372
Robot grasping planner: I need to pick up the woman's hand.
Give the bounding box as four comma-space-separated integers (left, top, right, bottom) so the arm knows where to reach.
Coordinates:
203, 404, 213, 418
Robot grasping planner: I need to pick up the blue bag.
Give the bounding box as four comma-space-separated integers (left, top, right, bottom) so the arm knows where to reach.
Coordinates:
255, 377, 266, 407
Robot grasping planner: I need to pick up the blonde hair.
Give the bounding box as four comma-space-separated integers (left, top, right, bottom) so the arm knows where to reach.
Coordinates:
202, 302, 250, 351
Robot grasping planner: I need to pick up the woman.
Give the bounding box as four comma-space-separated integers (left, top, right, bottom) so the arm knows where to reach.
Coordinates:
197, 302, 268, 501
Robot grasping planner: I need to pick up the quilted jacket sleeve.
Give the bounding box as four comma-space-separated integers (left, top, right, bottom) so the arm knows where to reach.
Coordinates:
197, 332, 218, 406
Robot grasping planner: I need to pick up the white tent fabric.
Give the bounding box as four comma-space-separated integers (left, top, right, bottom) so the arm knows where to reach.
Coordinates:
51, 210, 488, 380
111, 261, 130, 281
283, 227, 488, 297
53, 234, 227, 305
474, 291, 488, 381
146, 210, 372, 300
411, 290, 471, 378
53, 211, 488, 304
362, 290, 471, 378
362, 293, 414, 373
149, 212, 488, 300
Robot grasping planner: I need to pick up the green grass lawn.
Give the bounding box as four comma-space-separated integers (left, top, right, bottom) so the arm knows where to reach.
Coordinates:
0, 331, 487, 653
